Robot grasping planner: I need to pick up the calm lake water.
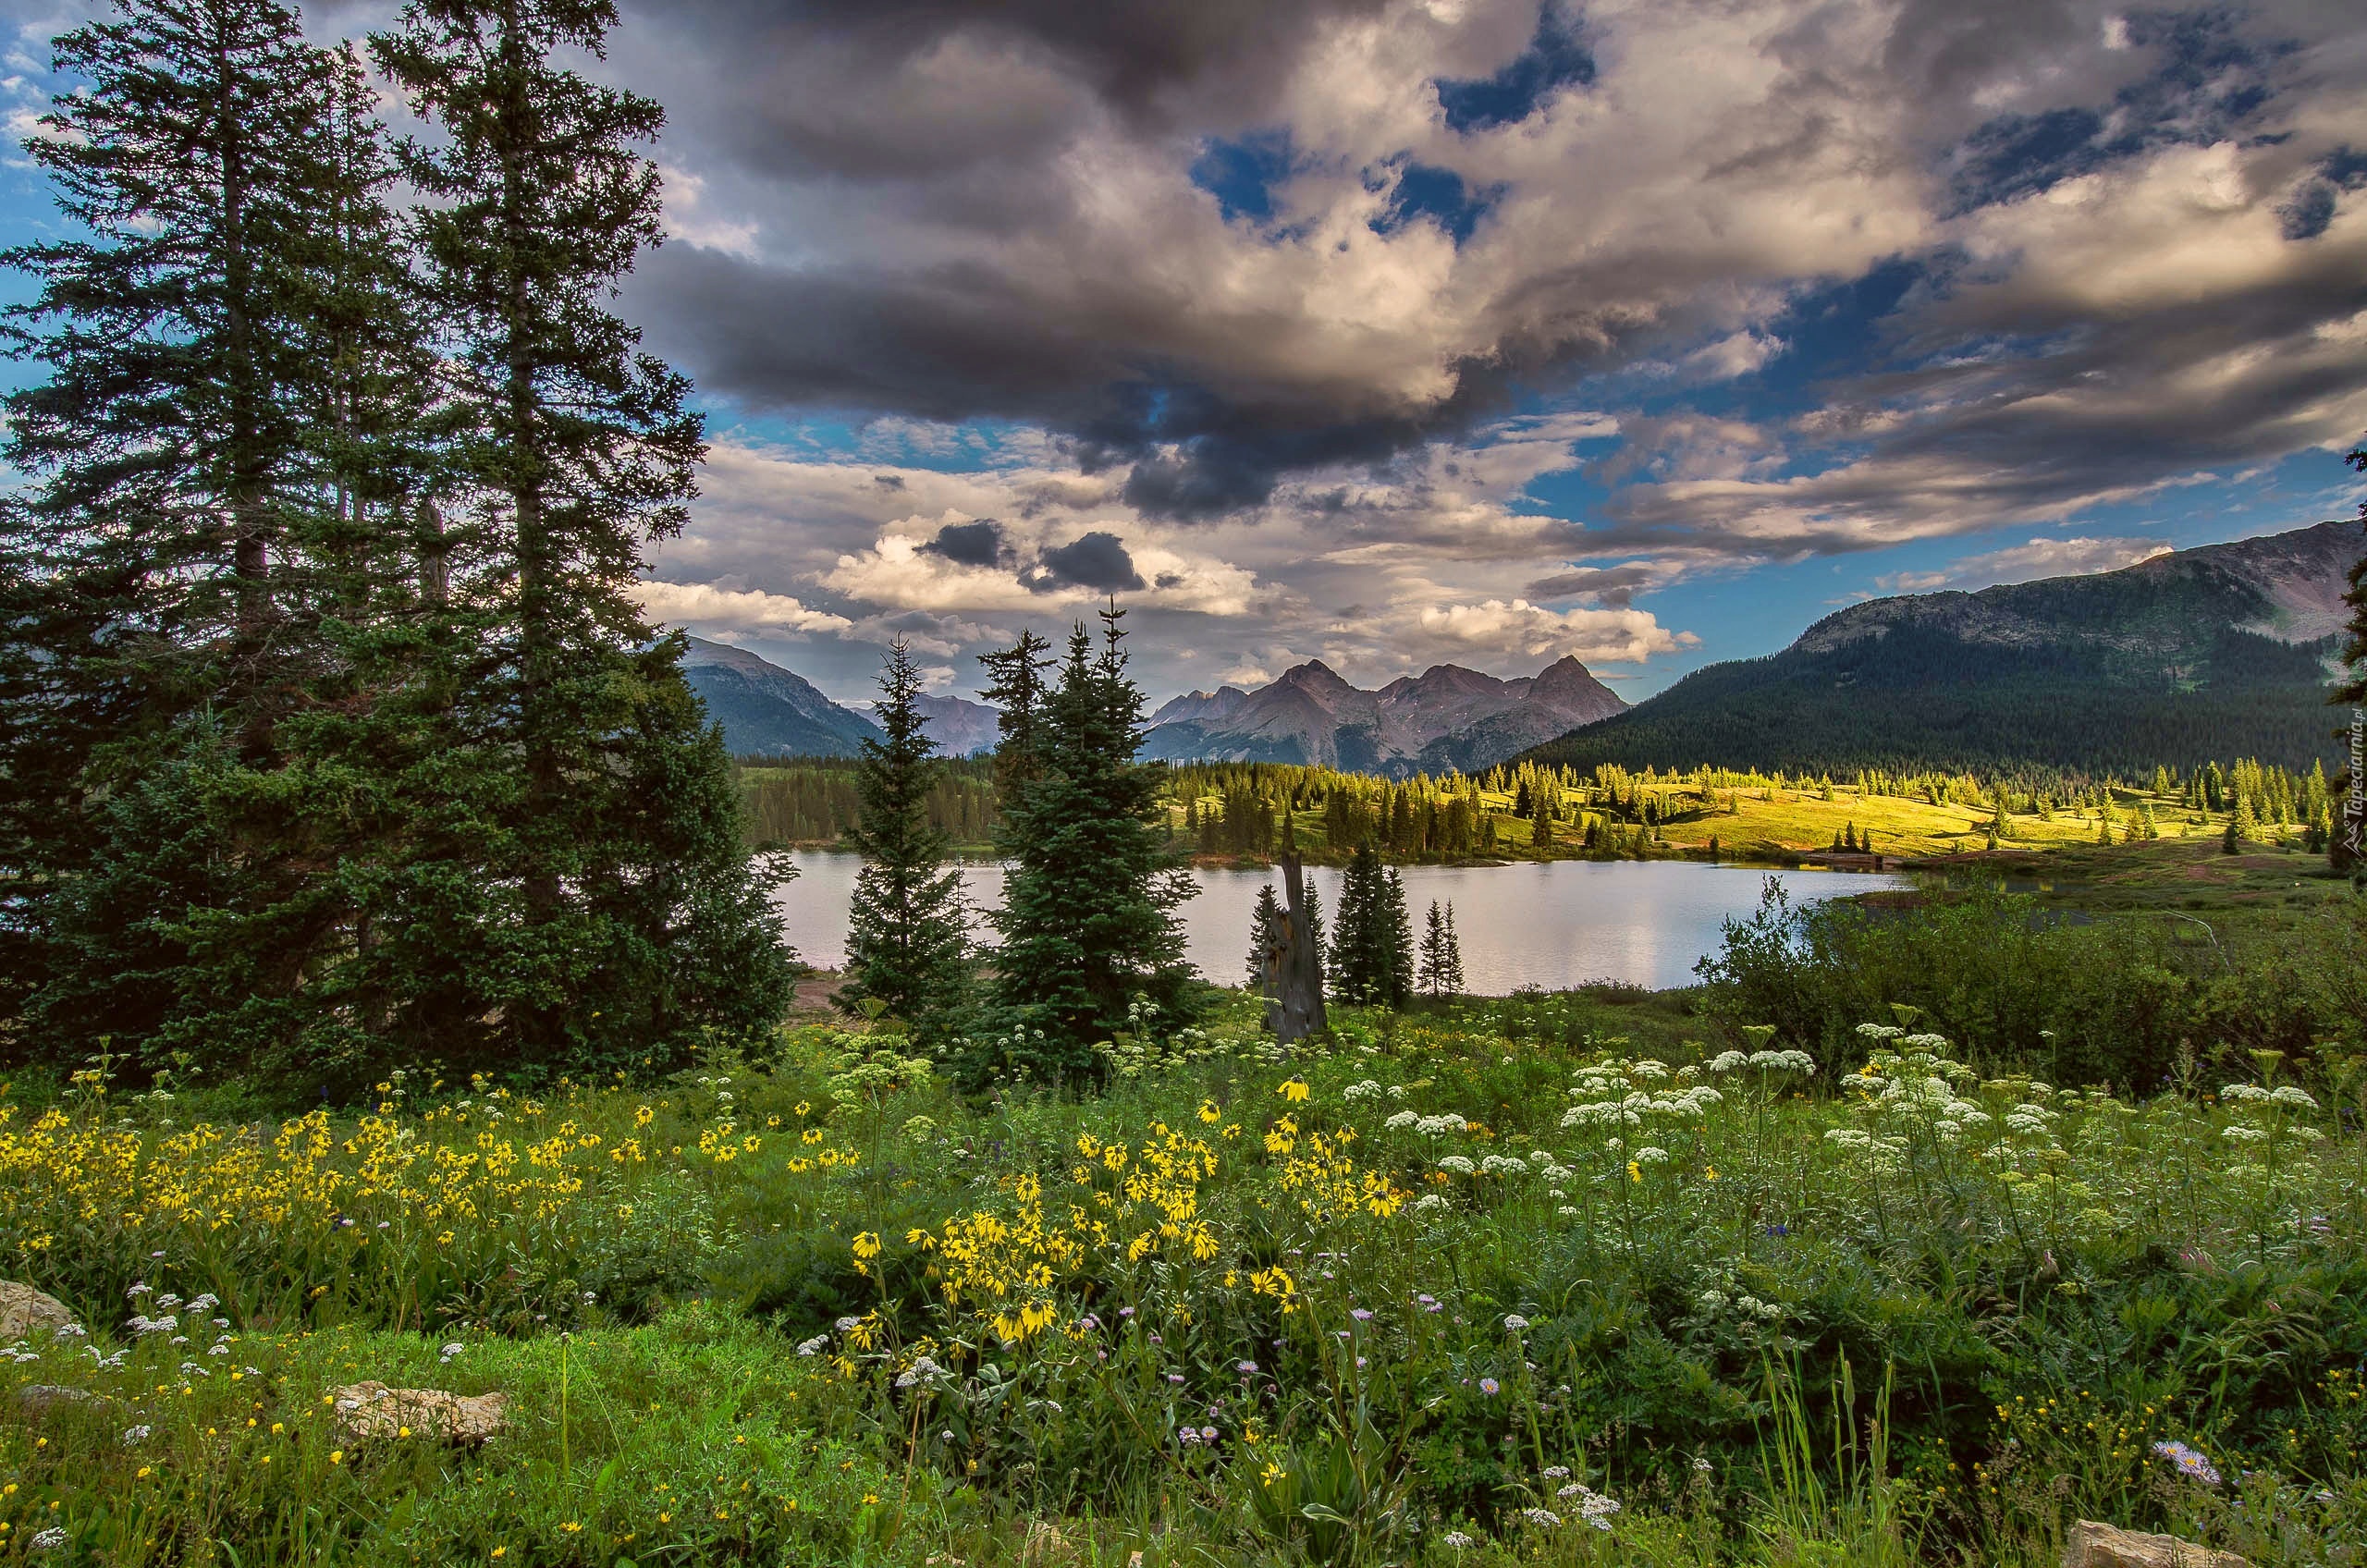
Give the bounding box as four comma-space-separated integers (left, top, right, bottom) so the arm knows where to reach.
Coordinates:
775, 853, 1907, 994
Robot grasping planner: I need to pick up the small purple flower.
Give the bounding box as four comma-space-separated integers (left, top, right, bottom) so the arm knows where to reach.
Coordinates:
1351, 1308, 1374, 1321
1479, 1377, 1501, 1395
1237, 1360, 1257, 1374
1168, 1373, 1184, 1384
2153, 1440, 2222, 1486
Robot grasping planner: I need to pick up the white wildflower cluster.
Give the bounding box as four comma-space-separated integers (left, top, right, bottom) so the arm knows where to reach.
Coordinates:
1846, 1030, 2002, 1146
1385, 1110, 1472, 1136
1478, 1154, 1530, 1176
1704, 1048, 1816, 1076
894, 1354, 949, 1389
1696, 1288, 1785, 1322
2217, 1078, 2326, 1150
1560, 1059, 1722, 1132
1342, 1080, 1408, 1102
1437, 1155, 1478, 1175
1556, 1483, 1623, 1529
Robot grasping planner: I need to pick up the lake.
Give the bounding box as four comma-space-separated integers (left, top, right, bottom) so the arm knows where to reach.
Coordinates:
774, 853, 1907, 994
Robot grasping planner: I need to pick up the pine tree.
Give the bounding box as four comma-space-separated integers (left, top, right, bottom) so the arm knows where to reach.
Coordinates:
2336, 447, 2365, 874
986, 608, 1197, 1083
0, 2, 445, 1073
369, 0, 791, 1077
1417, 900, 1464, 998
1418, 900, 1447, 998
978, 629, 1053, 794
1302, 882, 1329, 993
837, 639, 968, 1036
1380, 870, 1415, 1009
1328, 843, 1389, 1006
1441, 901, 1465, 994
1247, 883, 1283, 989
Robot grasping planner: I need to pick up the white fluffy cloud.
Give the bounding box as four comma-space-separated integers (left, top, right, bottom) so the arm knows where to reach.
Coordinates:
628, 581, 852, 637
1876, 535, 2174, 594
1404, 598, 1698, 664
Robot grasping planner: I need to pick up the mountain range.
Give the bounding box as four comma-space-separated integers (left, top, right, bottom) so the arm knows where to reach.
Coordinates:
682, 637, 999, 758
1137, 655, 1626, 777
681, 637, 884, 756
1522, 520, 2361, 778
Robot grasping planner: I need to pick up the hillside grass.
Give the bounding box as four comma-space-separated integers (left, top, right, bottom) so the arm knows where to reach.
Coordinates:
7, 988, 2367, 1567
1168, 780, 2237, 865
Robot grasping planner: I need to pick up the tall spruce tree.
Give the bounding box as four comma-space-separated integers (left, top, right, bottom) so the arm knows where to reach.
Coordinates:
369, 0, 790, 1077
978, 629, 1053, 796
1247, 883, 1284, 989
0, 2, 429, 1073
837, 639, 968, 1035
2336, 444, 2365, 875
1302, 882, 1329, 992
1329, 843, 1409, 1008
985, 608, 1196, 1084
1417, 899, 1464, 998
1381, 868, 1415, 1008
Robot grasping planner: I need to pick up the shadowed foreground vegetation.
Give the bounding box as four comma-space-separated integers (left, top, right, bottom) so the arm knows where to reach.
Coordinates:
6, 939, 2367, 1566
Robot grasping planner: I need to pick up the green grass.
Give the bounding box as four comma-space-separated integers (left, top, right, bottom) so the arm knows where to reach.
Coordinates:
6, 986, 2367, 1566
1166, 782, 2256, 866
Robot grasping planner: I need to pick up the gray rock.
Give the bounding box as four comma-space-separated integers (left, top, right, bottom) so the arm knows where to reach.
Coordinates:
0, 1280, 77, 1341
2064, 1520, 2246, 1568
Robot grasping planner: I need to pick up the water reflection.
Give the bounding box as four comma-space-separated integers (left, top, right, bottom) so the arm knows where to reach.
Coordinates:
776, 853, 1906, 994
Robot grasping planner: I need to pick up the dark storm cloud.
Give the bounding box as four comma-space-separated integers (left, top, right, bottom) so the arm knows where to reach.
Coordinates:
918, 519, 1012, 569
618, 0, 1391, 183
1025, 532, 1147, 594
604, 0, 2367, 548
1526, 565, 1659, 608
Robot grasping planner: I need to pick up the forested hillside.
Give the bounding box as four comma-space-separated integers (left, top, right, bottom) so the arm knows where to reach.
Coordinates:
1527, 521, 2359, 777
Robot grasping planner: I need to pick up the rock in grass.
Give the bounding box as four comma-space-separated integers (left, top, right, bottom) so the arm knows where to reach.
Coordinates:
0, 1280, 77, 1341
17, 1385, 100, 1415
2064, 1520, 2246, 1568
330, 1382, 508, 1444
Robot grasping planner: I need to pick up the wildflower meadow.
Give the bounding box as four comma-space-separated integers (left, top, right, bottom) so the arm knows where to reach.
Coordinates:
5, 996, 2366, 1567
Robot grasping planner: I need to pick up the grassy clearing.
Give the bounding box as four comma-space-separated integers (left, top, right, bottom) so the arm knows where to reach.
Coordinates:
1167, 780, 2258, 866
6, 988, 2367, 1566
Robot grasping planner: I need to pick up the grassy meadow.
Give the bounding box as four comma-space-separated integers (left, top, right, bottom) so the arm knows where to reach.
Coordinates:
7, 960, 2367, 1567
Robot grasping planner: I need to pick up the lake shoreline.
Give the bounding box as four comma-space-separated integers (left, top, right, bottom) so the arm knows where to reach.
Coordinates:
777, 852, 1907, 993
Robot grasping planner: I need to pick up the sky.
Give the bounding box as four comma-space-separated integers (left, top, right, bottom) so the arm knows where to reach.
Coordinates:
3, 0, 2365, 706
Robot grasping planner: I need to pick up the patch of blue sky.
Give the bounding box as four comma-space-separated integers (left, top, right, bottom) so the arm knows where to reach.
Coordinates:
1434, 2, 1593, 134
1189, 129, 1294, 227
1529, 447, 2359, 700
1944, 9, 2293, 216
1371, 160, 1502, 246
703, 406, 1047, 474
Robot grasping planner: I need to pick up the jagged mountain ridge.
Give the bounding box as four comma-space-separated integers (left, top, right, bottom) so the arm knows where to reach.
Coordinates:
903, 693, 999, 757
1139, 655, 1628, 777
681, 637, 885, 758
683, 640, 998, 759
1522, 520, 2361, 778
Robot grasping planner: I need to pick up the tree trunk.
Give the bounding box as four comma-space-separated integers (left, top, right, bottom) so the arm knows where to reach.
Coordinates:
1263, 851, 1328, 1045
